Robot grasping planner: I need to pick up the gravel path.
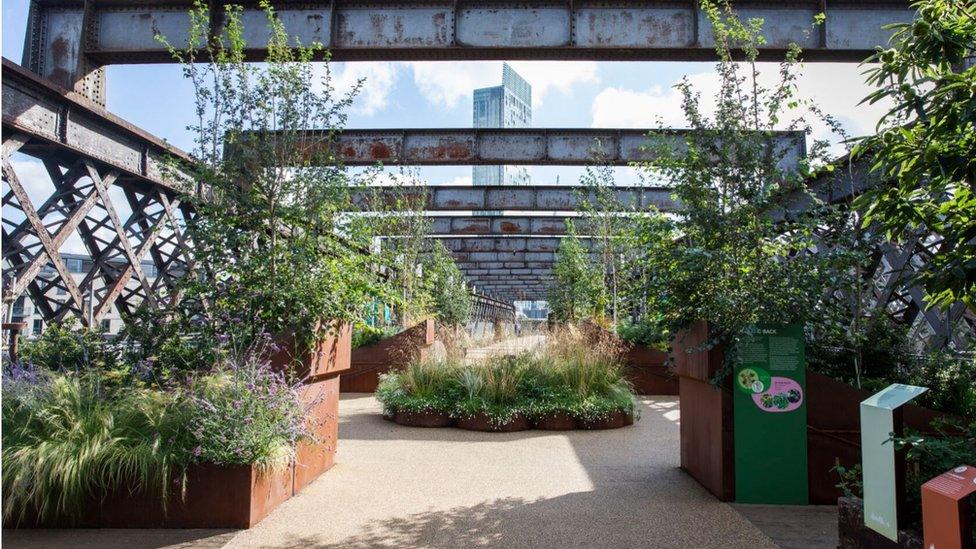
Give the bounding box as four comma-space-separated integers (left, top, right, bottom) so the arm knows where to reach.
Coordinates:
4, 394, 783, 548
227, 394, 775, 548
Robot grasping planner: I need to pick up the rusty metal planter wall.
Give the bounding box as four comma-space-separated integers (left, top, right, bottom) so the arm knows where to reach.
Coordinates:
623, 343, 677, 396
673, 322, 956, 505
341, 319, 436, 393
14, 326, 351, 529
672, 321, 735, 501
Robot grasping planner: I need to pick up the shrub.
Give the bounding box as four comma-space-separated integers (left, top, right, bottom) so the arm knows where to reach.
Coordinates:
19, 320, 118, 373
616, 320, 668, 350
351, 323, 397, 349
184, 341, 310, 470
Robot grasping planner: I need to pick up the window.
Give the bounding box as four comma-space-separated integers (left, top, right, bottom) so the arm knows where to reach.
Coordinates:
32, 319, 42, 335
65, 258, 84, 273
100, 319, 111, 332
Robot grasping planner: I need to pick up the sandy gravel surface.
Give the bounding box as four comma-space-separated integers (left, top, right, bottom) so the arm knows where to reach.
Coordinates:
4, 394, 780, 549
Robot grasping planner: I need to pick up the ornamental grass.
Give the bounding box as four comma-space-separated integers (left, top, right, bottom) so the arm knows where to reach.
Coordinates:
375, 328, 639, 426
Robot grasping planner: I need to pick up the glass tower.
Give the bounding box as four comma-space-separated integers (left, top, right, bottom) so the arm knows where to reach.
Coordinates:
472, 64, 531, 186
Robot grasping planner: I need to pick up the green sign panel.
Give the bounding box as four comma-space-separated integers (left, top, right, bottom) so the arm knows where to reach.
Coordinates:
860, 383, 928, 541
733, 324, 808, 504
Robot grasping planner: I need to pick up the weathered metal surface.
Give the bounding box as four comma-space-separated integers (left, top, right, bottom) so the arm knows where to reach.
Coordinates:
356, 185, 679, 212
23, 1, 916, 103
2, 58, 193, 191
294, 128, 806, 169
2, 58, 195, 327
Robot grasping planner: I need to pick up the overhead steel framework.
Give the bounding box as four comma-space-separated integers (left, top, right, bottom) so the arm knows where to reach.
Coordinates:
22, 0, 914, 105
259, 128, 806, 169
2, 59, 195, 324
7, 0, 974, 345
355, 184, 679, 212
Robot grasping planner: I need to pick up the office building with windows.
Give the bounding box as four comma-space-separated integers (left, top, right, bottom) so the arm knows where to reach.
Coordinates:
473, 64, 532, 186
4, 252, 159, 337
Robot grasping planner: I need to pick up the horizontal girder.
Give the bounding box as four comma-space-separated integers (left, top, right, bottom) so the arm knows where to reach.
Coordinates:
26, 1, 913, 68
391, 236, 593, 254
1, 58, 193, 193
270, 128, 807, 169
355, 184, 678, 212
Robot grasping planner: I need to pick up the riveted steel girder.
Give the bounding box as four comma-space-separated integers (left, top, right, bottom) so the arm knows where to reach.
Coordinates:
23, 0, 916, 103
354, 184, 678, 212
271, 128, 807, 170
1, 58, 194, 193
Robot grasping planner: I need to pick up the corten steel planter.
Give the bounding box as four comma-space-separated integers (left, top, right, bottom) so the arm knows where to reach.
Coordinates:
578, 410, 629, 430
532, 411, 578, 430
837, 497, 923, 549
16, 326, 352, 529
672, 321, 735, 502
269, 322, 353, 382
806, 371, 957, 505
673, 323, 957, 505
393, 409, 454, 428
456, 411, 531, 432
342, 320, 436, 393
623, 410, 636, 426
581, 323, 677, 395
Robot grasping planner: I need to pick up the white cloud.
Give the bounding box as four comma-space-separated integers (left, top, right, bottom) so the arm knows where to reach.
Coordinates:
408, 61, 599, 109
591, 63, 892, 153
330, 62, 399, 116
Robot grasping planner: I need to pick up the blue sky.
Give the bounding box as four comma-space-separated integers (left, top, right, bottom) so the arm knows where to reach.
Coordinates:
3, 0, 888, 188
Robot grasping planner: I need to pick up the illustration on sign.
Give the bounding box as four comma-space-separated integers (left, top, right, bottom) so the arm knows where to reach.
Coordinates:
733, 324, 808, 504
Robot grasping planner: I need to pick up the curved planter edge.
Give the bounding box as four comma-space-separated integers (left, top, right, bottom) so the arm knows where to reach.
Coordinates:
455, 411, 531, 432
393, 409, 453, 428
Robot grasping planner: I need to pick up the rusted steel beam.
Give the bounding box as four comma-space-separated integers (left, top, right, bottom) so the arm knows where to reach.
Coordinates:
354, 184, 679, 212
277, 128, 807, 169
23, 1, 915, 103
386, 236, 594, 254
1, 58, 194, 193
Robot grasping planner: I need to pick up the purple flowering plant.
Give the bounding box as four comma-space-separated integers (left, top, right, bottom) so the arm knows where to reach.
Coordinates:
184, 339, 315, 469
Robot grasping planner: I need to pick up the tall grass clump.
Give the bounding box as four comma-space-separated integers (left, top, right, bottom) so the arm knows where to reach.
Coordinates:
375, 356, 463, 416
454, 354, 532, 425
1, 363, 188, 525
376, 326, 640, 427
531, 326, 637, 421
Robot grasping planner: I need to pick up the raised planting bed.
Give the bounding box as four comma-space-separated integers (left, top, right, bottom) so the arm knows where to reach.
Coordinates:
18, 327, 350, 530
455, 411, 532, 432
532, 411, 578, 430
342, 320, 436, 393
393, 409, 454, 428
582, 323, 677, 395
579, 410, 629, 430
673, 321, 956, 504
837, 496, 923, 549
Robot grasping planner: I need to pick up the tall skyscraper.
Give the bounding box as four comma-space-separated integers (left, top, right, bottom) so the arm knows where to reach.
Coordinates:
472, 64, 531, 186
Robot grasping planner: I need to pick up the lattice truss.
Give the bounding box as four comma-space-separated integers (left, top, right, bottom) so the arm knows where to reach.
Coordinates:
808, 221, 975, 350
2, 135, 195, 327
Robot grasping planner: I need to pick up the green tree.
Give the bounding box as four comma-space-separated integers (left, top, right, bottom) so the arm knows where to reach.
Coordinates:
156, 2, 392, 361
422, 241, 473, 327
635, 0, 854, 361
854, 0, 976, 309
548, 222, 606, 323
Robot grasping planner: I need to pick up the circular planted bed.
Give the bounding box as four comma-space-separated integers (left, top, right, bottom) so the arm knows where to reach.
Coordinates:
578, 410, 628, 430
532, 411, 578, 430
455, 411, 531, 432
392, 409, 453, 428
